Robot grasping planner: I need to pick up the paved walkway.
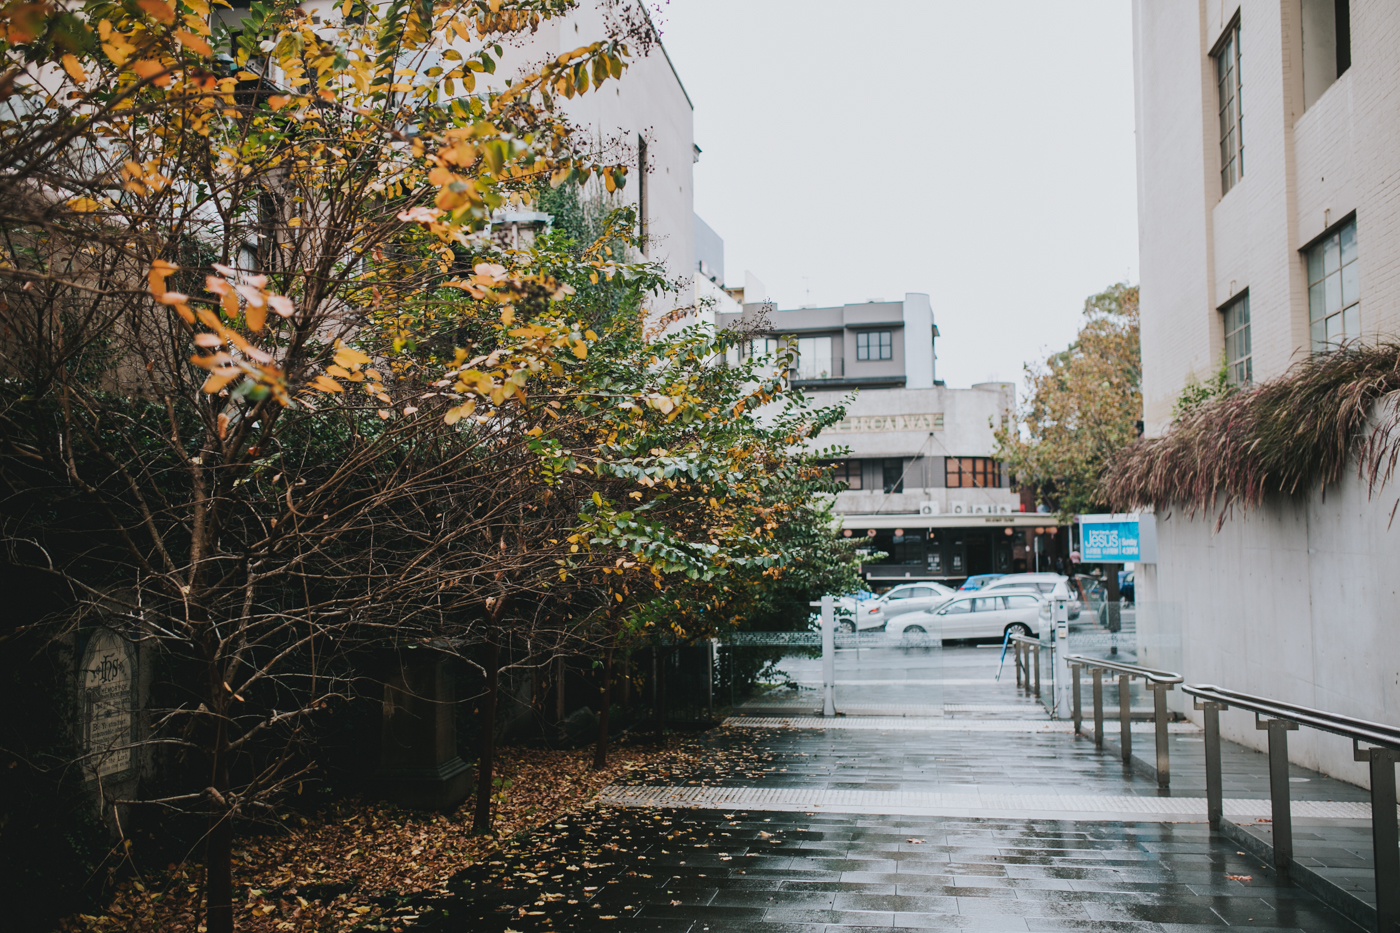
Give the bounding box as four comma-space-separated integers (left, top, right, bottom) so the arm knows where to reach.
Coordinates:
420, 645, 1371, 932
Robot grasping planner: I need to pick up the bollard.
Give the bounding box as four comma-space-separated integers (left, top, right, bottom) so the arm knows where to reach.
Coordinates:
820, 595, 836, 717
1119, 675, 1132, 764
1092, 668, 1104, 748
1071, 663, 1082, 734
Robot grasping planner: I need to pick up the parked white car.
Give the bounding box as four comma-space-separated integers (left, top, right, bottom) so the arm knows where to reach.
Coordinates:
979, 573, 1082, 619
888, 591, 1043, 642
860, 582, 957, 631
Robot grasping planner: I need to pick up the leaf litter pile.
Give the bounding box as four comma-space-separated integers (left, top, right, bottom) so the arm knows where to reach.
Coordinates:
57, 731, 768, 933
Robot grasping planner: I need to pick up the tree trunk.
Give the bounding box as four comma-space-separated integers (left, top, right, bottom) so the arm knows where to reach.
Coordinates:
205, 704, 233, 933
591, 643, 613, 771
472, 639, 501, 834
656, 647, 668, 731
554, 654, 566, 723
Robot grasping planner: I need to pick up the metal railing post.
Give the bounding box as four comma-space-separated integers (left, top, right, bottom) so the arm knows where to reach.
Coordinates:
1119, 674, 1132, 764
1257, 716, 1299, 873
1151, 682, 1172, 786
1195, 699, 1227, 829
1032, 642, 1041, 698
1356, 743, 1400, 932
1015, 642, 1024, 689
1092, 668, 1104, 748
1071, 662, 1082, 734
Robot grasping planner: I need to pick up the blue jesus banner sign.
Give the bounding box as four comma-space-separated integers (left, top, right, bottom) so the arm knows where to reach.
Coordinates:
1077, 513, 1156, 563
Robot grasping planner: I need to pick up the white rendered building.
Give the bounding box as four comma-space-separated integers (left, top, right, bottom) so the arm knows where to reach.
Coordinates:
717, 297, 1066, 587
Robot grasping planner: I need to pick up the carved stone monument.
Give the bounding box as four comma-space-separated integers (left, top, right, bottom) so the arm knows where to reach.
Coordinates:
80, 629, 135, 782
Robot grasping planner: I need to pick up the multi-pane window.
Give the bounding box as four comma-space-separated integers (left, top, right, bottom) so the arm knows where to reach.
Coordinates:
1307, 218, 1359, 353
856, 330, 892, 361
825, 460, 863, 490
1222, 292, 1252, 385
881, 458, 905, 494
795, 335, 833, 380
1215, 20, 1244, 195
945, 457, 1003, 488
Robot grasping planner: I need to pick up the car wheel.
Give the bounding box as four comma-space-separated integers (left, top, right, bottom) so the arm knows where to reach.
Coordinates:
838, 619, 855, 634
902, 624, 926, 634
1005, 622, 1031, 638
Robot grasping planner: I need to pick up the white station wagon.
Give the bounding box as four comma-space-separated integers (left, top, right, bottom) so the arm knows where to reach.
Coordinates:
887, 591, 1043, 642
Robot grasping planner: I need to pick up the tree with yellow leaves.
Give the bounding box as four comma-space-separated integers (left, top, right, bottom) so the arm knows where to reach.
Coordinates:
0, 1, 655, 928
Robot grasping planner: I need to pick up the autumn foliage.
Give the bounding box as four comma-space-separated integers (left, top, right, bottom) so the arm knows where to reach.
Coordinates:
0, 0, 864, 929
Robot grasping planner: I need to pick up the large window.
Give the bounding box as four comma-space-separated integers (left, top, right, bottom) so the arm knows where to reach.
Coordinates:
1214, 20, 1244, 195
826, 460, 863, 490
795, 335, 833, 380
1301, 0, 1351, 108
856, 330, 892, 361
1307, 218, 1359, 353
1222, 292, 1252, 385
946, 457, 1003, 488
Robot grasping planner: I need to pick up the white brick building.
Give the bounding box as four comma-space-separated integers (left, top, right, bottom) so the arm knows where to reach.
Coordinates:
1132, 0, 1400, 783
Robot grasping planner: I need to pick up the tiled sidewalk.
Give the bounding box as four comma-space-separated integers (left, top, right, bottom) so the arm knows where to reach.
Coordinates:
417, 645, 1369, 931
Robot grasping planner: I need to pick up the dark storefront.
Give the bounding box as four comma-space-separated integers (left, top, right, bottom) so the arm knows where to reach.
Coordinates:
851, 520, 1070, 588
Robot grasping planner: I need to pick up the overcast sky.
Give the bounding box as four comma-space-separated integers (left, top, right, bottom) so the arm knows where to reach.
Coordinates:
652, 0, 1139, 391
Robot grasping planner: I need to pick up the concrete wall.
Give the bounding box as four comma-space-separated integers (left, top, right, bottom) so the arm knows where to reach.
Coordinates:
1138, 461, 1400, 787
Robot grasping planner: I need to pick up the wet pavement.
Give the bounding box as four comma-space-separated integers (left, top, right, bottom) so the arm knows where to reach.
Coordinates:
415, 645, 1369, 932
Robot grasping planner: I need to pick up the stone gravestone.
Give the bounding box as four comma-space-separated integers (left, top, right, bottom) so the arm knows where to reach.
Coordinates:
80, 629, 135, 782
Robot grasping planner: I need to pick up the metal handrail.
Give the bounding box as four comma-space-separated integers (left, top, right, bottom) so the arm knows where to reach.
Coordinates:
1183, 684, 1399, 932
1062, 654, 1181, 786
1007, 633, 1041, 699
1064, 654, 1183, 685
1183, 684, 1400, 749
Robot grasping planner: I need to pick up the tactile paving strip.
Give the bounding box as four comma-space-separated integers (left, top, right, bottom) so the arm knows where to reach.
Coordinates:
724, 716, 1201, 733
599, 784, 1375, 821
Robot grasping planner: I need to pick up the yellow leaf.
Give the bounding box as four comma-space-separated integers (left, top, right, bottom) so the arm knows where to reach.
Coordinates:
287, 217, 302, 227
500, 306, 514, 326
137, 0, 176, 24
61, 54, 87, 84
334, 346, 370, 367
267, 95, 291, 111
312, 375, 344, 393
592, 492, 602, 506
66, 196, 102, 212
571, 340, 587, 360
132, 59, 171, 86
202, 373, 237, 394
245, 302, 266, 332
326, 364, 352, 379
175, 29, 212, 56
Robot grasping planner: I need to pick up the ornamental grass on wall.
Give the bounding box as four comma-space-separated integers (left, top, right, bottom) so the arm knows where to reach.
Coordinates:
1099, 342, 1400, 525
